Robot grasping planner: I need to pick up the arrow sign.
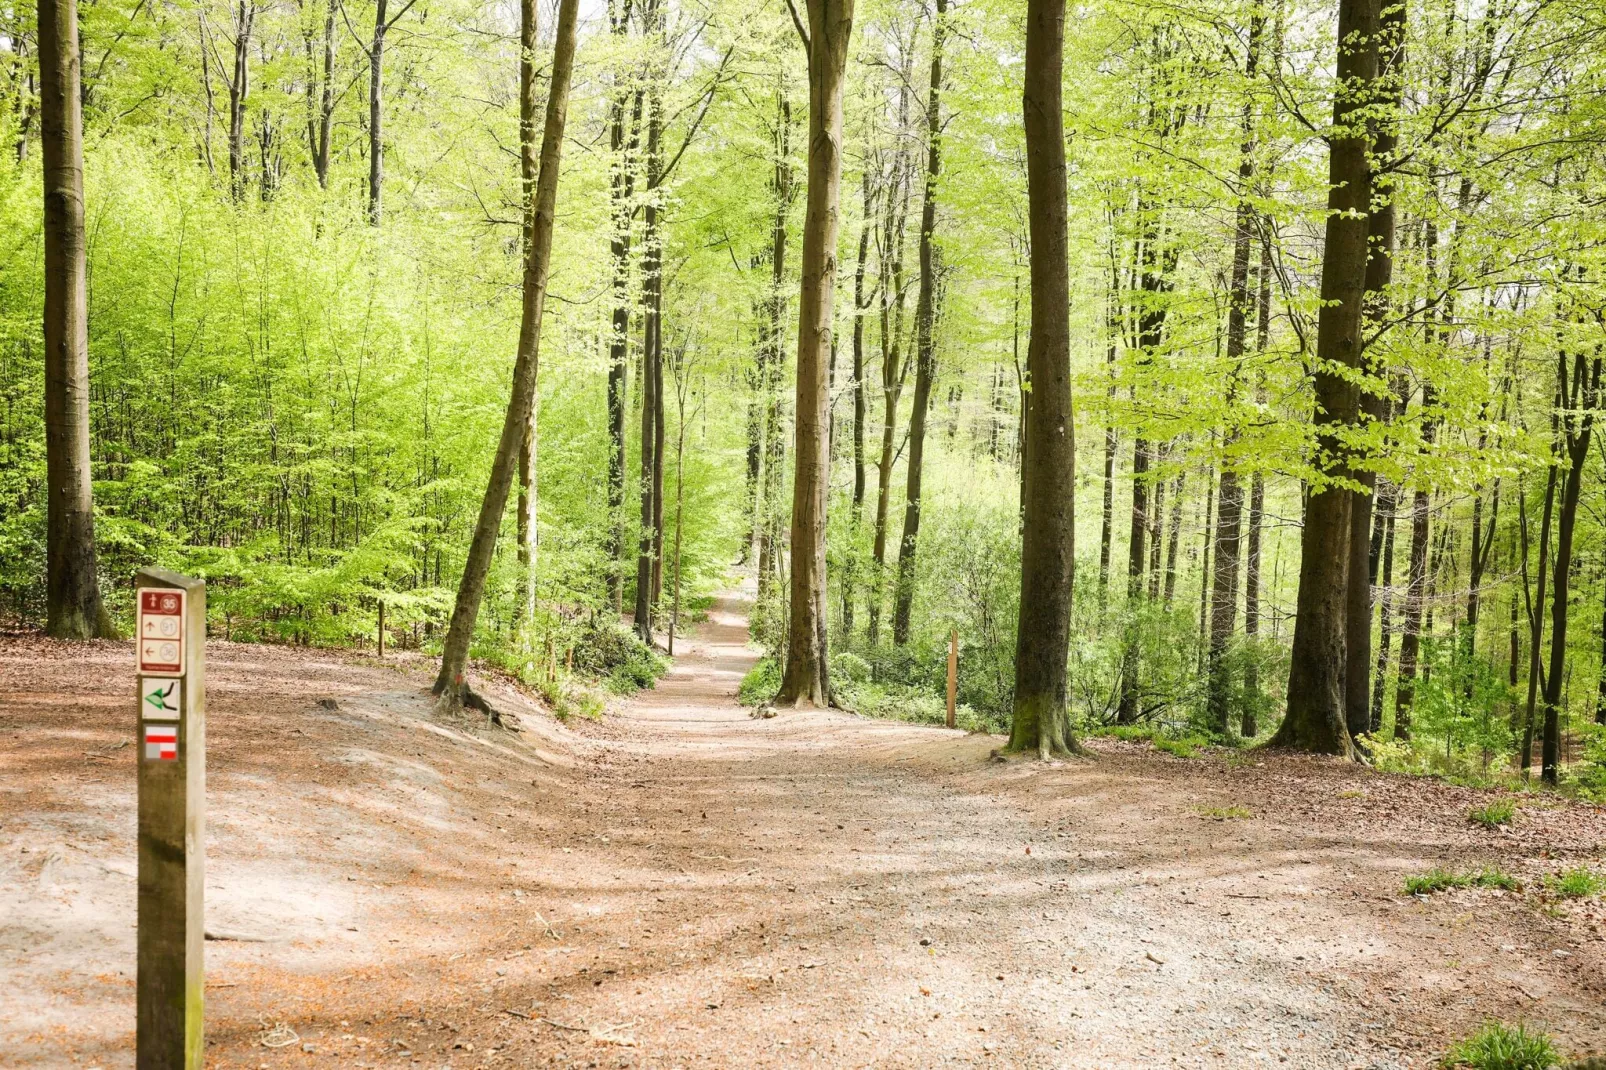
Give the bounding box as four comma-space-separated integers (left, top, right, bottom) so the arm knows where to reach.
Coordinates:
141, 678, 181, 720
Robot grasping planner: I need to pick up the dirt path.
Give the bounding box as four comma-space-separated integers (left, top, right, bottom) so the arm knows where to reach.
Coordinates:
3, 590, 1605, 1068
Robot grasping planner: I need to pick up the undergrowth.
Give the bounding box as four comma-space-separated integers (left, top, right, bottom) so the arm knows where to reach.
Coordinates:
1441, 1020, 1560, 1069
1405, 867, 1522, 895
1545, 866, 1605, 899
1468, 798, 1517, 828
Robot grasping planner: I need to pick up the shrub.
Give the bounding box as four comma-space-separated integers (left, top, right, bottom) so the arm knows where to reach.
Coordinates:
738, 658, 782, 706
1468, 798, 1517, 828
1441, 1020, 1560, 1070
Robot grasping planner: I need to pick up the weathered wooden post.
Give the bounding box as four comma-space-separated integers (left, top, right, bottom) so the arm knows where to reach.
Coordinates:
135, 567, 206, 1069
377, 599, 386, 656
946, 627, 958, 729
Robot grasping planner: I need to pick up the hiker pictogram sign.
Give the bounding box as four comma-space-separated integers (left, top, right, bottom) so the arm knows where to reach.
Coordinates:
142, 678, 180, 720
137, 588, 186, 676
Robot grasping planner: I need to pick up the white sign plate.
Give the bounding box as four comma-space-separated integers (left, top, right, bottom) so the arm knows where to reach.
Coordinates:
141, 677, 181, 720
136, 588, 186, 676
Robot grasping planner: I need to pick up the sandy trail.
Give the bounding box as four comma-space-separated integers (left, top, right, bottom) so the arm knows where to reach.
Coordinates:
3, 589, 1605, 1068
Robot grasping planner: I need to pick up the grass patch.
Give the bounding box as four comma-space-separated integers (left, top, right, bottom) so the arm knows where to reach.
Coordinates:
1153, 735, 1211, 759
1545, 866, 1606, 899
1441, 1020, 1560, 1069
1196, 805, 1252, 821
1468, 797, 1517, 828
1405, 867, 1522, 895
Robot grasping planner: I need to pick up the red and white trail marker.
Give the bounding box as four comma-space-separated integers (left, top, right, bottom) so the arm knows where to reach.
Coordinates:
144, 723, 178, 761
137, 588, 187, 676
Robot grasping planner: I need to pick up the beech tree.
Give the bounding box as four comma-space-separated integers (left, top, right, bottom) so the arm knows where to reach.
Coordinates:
775, 0, 853, 707
1005, 0, 1077, 757
37, 0, 110, 639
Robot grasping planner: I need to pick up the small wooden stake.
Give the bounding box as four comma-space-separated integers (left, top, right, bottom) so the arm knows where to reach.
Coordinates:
946, 627, 958, 729
135, 567, 206, 1069
377, 599, 386, 656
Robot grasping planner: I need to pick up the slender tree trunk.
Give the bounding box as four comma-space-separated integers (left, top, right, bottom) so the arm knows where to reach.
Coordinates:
367, 0, 386, 224
1596, 580, 1606, 726
1147, 453, 1167, 600
1098, 313, 1116, 614
228, 0, 254, 201
1370, 479, 1398, 732
1006, 0, 1078, 757
1162, 469, 1185, 607
1521, 453, 1558, 776
775, 0, 855, 707
1541, 351, 1601, 783
635, 46, 667, 643
605, 2, 636, 611
1272, 0, 1378, 756
39, 0, 111, 639
515, 0, 539, 628
843, 169, 872, 635
891, 0, 945, 646
868, 151, 909, 645
1393, 476, 1430, 739
1240, 241, 1272, 736
756, 98, 792, 602
432, 0, 580, 703
304, 0, 337, 187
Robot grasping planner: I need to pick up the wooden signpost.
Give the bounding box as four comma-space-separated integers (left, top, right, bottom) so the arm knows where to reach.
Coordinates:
135, 567, 206, 1070
946, 628, 958, 729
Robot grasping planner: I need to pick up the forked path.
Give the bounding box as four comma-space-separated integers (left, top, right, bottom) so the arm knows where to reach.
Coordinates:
3, 590, 1604, 1068
483, 590, 1606, 1068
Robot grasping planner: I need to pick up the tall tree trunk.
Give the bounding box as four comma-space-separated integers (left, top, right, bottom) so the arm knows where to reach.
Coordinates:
604, 0, 636, 611
303, 0, 337, 187
1369, 478, 1398, 732
1394, 473, 1430, 739
367, 0, 386, 224
1520, 448, 1558, 776
755, 97, 792, 602
775, 0, 855, 707
843, 168, 872, 635
1271, 0, 1378, 756
891, 0, 945, 646
1162, 468, 1185, 607
1098, 296, 1117, 615
1241, 240, 1272, 736
634, 38, 667, 644
868, 151, 909, 645
1006, 0, 1078, 757
228, 0, 254, 201
1596, 580, 1606, 726
1344, 0, 1405, 742
1205, 11, 1260, 728
515, 0, 539, 628
432, 0, 580, 703
39, 0, 110, 639
1541, 349, 1602, 783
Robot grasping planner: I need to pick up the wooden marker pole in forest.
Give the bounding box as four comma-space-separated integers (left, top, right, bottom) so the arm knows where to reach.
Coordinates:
946, 628, 957, 729
432, 0, 581, 705
134, 568, 206, 1070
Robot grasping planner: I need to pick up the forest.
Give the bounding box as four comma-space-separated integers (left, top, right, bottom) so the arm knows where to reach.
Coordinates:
7, 0, 1606, 1062
5, 0, 1606, 781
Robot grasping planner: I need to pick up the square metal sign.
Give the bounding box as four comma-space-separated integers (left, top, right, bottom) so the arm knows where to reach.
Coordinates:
137, 588, 186, 676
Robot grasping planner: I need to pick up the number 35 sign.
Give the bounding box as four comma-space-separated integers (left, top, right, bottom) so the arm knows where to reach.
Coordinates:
137, 588, 187, 676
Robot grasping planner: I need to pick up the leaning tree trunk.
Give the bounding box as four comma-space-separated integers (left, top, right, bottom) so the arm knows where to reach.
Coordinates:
1005, 0, 1078, 758
1271, 0, 1378, 756
891, 0, 945, 647
39, 0, 111, 640
515, 0, 539, 628
432, 0, 580, 704
775, 0, 855, 708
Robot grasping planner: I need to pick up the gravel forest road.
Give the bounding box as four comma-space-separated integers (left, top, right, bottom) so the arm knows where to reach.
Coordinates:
3, 589, 1605, 1068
